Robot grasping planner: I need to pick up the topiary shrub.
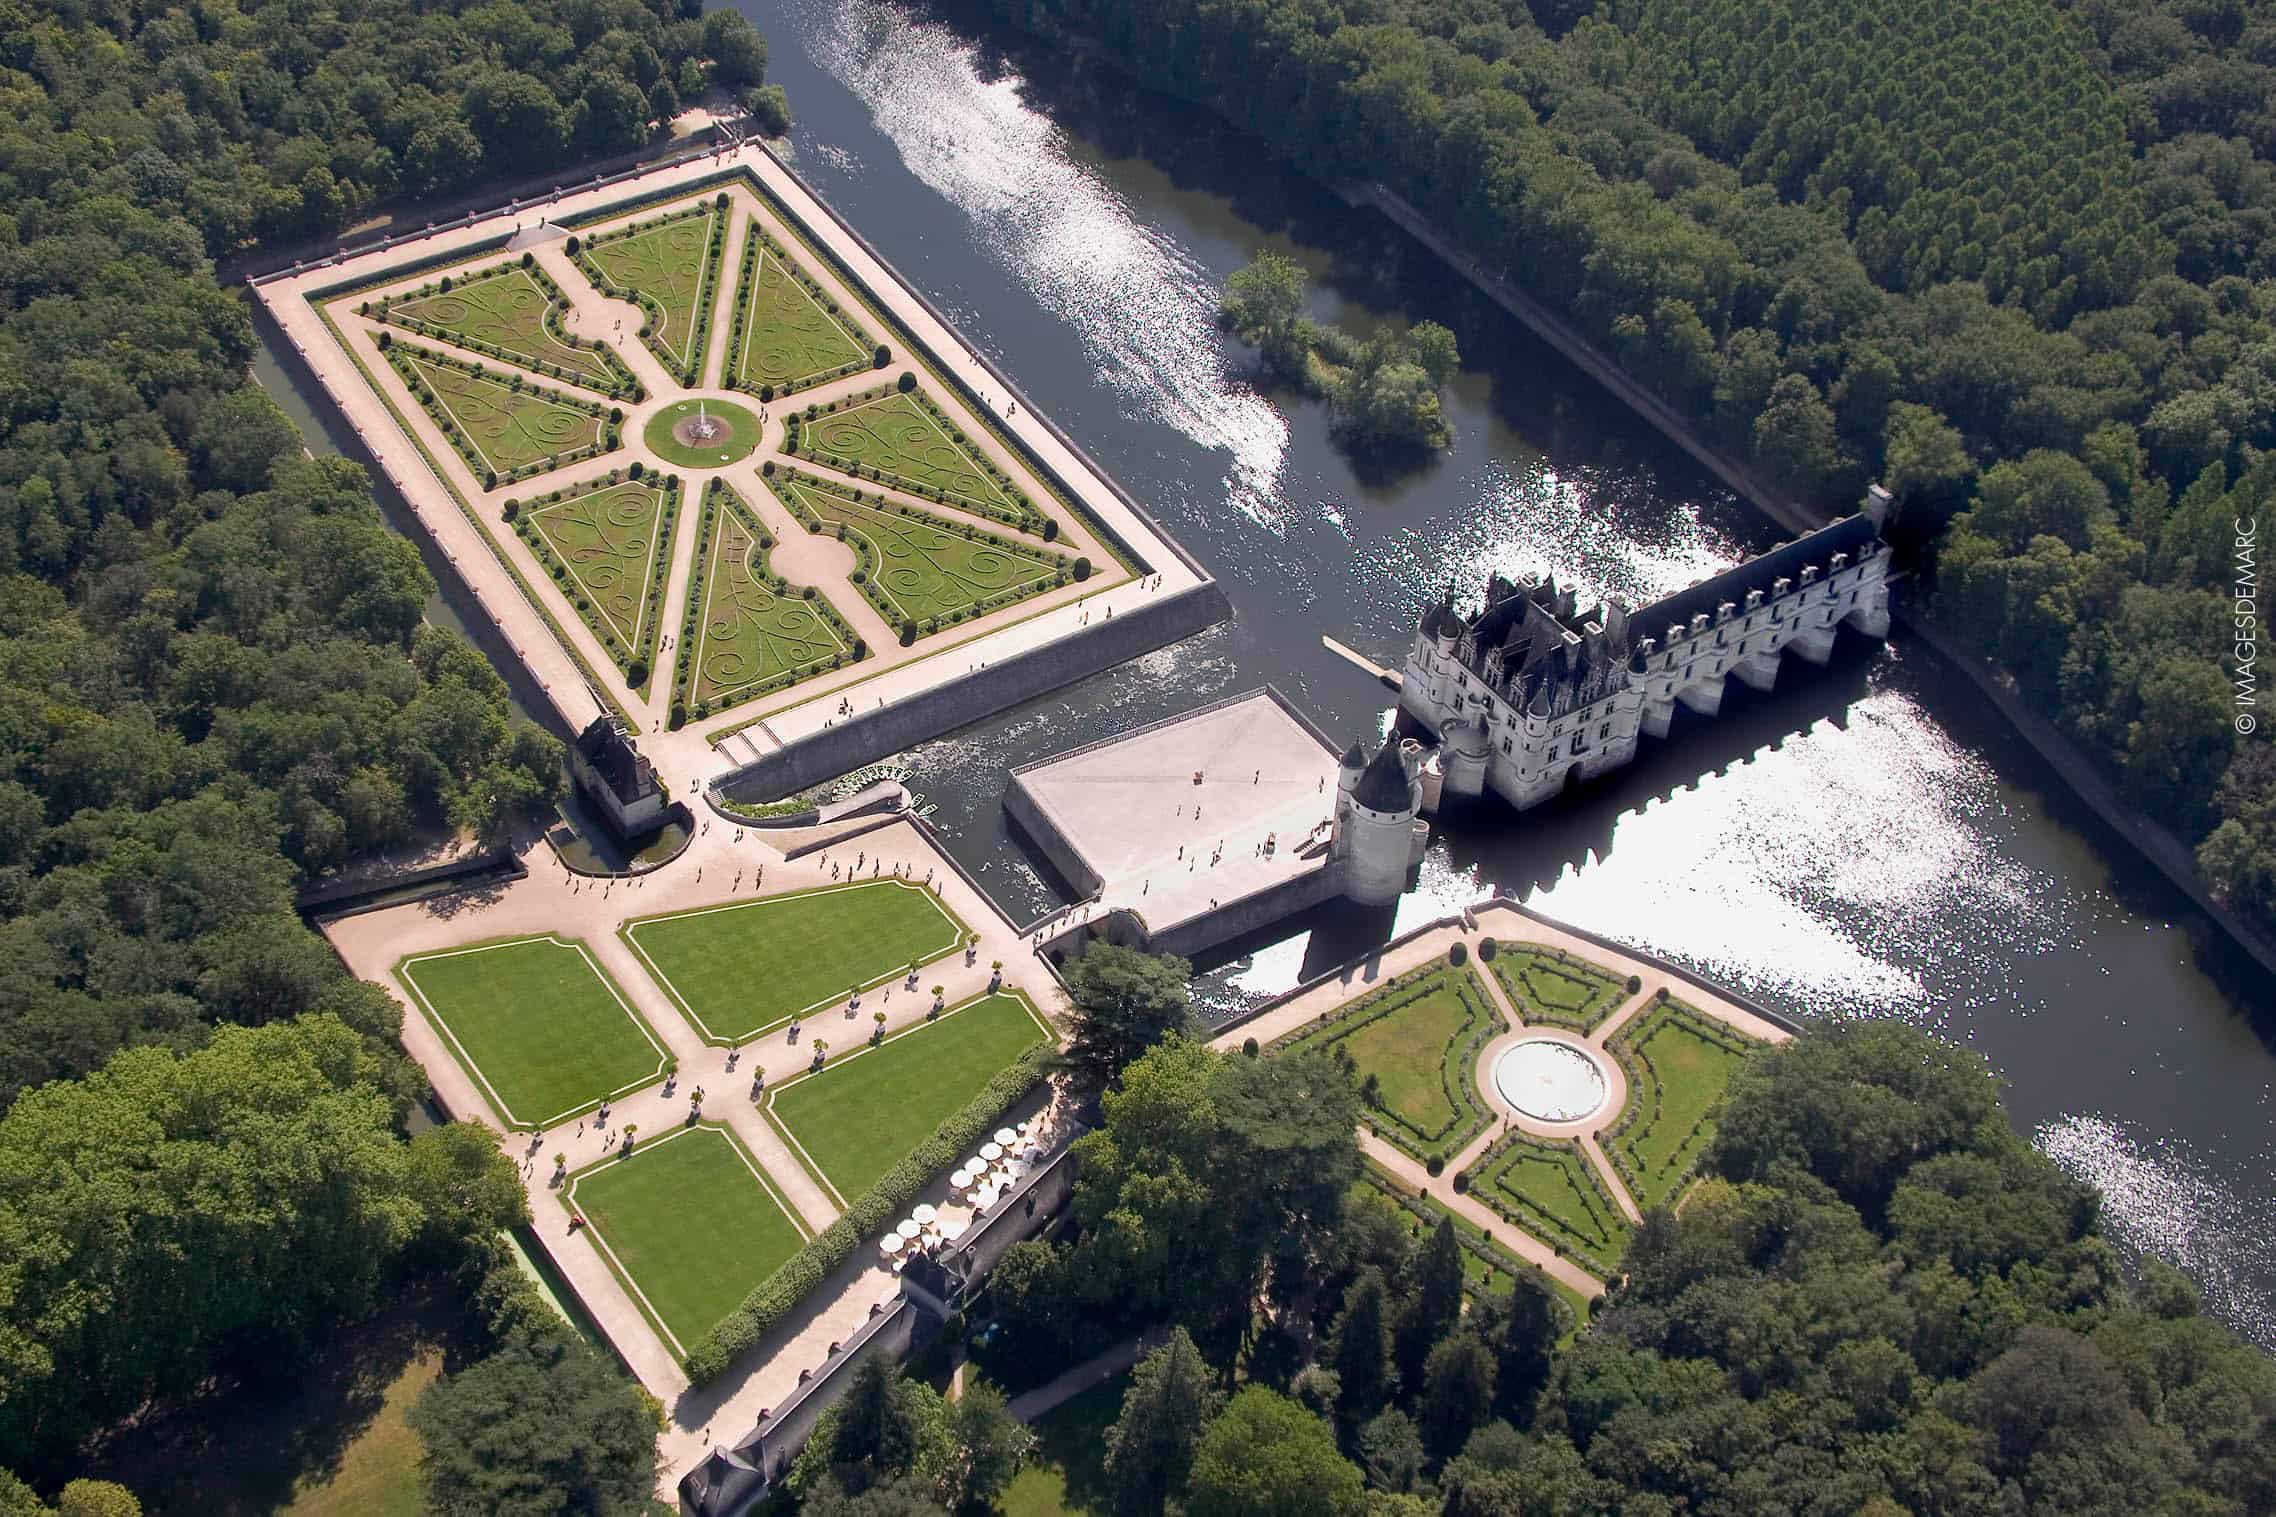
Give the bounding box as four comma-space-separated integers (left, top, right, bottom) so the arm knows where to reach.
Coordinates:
1072, 556, 1092, 582
502, 499, 519, 522
1041, 518, 1059, 542
760, 383, 774, 401
898, 620, 916, 647
565, 235, 579, 253
629, 460, 644, 480
1426, 1154, 1445, 1177
896, 371, 916, 394
626, 657, 649, 687
872, 344, 890, 368
1627, 974, 1642, 994
1241, 1037, 1260, 1058
1449, 941, 1469, 966
374, 329, 392, 350
760, 459, 774, 477
1478, 936, 1497, 962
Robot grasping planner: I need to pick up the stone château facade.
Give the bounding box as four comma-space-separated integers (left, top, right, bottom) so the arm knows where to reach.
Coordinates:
1397, 487, 1896, 812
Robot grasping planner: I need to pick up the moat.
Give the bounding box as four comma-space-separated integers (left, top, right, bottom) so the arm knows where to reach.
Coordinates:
256, 0, 2275, 1348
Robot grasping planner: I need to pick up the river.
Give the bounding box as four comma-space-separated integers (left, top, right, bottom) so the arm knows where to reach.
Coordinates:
255, 0, 2275, 1343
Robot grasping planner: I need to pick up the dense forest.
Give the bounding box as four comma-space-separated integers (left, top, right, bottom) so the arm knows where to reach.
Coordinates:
0, 0, 770, 1506
895, 958, 2276, 1517
980, 0, 2276, 934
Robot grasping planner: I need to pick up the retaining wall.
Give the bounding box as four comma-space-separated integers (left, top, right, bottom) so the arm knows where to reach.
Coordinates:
713, 582, 1232, 802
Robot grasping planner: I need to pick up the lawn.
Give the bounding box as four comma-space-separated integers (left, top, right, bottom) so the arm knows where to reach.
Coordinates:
770, 470, 1067, 634
575, 202, 723, 377
1490, 945, 1631, 1035
1276, 962, 1497, 1162
621, 878, 968, 1044
996, 1371, 1127, 1517
643, 396, 764, 470
681, 481, 858, 711
797, 388, 1021, 517
1473, 1133, 1631, 1278
518, 477, 677, 672
766, 991, 1051, 1204
733, 229, 873, 394
387, 342, 609, 480
1608, 1000, 1758, 1212
567, 1124, 810, 1358
396, 935, 670, 1129
381, 263, 633, 393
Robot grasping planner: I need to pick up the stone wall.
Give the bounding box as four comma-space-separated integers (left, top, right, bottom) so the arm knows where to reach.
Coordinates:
713, 582, 1233, 803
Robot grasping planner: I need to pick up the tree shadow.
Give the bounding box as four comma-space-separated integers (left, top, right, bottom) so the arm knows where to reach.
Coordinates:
78, 1288, 467, 1516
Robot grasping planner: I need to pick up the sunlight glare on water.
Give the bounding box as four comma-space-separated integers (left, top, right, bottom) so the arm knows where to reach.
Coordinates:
812, 0, 1293, 532
2039, 1115, 2276, 1346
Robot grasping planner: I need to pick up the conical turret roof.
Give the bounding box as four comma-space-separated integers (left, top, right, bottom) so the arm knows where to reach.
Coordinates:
1352, 741, 1413, 812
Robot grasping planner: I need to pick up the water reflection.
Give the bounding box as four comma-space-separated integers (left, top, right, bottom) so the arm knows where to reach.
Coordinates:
667, 0, 2276, 1343
813, 0, 1294, 531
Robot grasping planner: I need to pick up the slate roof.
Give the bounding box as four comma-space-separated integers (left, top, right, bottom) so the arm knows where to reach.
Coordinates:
1352, 742, 1413, 812
1638, 514, 1879, 644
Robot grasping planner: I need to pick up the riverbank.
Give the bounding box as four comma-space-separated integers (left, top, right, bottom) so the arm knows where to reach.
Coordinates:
968, 14, 2276, 990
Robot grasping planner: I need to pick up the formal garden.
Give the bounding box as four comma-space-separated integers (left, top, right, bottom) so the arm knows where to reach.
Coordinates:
677, 480, 861, 715
1604, 995, 1760, 1212
394, 935, 672, 1130
729, 224, 878, 395
767, 467, 1075, 641
565, 1123, 811, 1359
763, 990, 1053, 1205
786, 384, 1040, 528
1270, 961, 1498, 1169
618, 878, 969, 1045
1489, 943, 1631, 1034
375, 260, 637, 396
382, 339, 617, 484
1463, 1130, 1632, 1278
1354, 1167, 1591, 1326
510, 473, 679, 682
571, 196, 727, 382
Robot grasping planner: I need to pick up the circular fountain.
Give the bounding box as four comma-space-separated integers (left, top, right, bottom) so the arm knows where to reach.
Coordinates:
1491, 1038, 1611, 1124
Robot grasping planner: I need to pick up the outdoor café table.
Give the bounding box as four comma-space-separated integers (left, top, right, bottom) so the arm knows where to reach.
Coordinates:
980, 1142, 1003, 1163
896, 1219, 921, 1240
994, 1128, 1019, 1147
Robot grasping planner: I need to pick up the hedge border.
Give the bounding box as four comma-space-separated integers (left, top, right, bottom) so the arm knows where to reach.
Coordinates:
723, 218, 880, 399
671, 477, 867, 722
1273, 962, 1498, 1166
383, 338, 618, 484
512, 471, 679, 686
684, 1038, 1054, 1383
372, 260, 640, 399
764, 467, 1072, 643
1465, 1129, 1630, 1278
782, 383, 1046, 534
1602, 996, 1759, 1213
1490, 946, 1628, 1035
571, 198, 728, 386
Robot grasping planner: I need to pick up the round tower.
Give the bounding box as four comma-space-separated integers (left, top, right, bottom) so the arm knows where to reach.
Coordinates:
1340, 741, 1422, 906
1442, 716, 1491, 800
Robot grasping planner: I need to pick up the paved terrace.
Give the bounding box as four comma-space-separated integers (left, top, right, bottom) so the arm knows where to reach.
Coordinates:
1211, 899, 1791, 1301
322, 813, 1071, 1488
253, 140, 1209, 808
1009, 689, 1342, 940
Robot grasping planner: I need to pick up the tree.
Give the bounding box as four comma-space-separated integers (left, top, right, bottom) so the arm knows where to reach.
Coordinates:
1491, 1272, 1562, 1427
947, 1377, 1033, 1509
1418, 1335, 1496, 1464
796, 1475, 947, 1516
1221, 253, 1312, 376
747, 85, 793, 137
1185, 1388, 1364, 1517
1059, 945, 1196, 1088
52, 1486, 141, 1517
815, 1358, 952, 1494
1752, 373, 1842, 495
705, 11, 768, 87
1331, 1271, 1396, 1434
1355, 1408, 1426, 1493
409, 1328, 661, 1516
1881, 401, 1974, 518
1392, 1218, 1463, 1391
1407, 321, 1460, 386
1104, 1328, 1225, 1517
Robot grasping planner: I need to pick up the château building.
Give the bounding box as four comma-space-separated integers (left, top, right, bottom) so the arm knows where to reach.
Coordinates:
1396, 487, 1896, 813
